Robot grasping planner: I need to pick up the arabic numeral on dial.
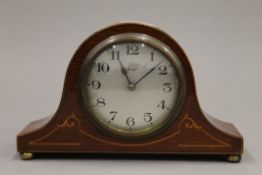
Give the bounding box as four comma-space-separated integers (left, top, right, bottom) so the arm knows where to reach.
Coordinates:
109, 111, 118, 121
127, 44, 139, 55
96, 97, 105, 107
126, 117, 135, 126
158, 65, 168, 75
93, 62, 110, 72
163, 82, 178, 92
111, 50, 120, 60
163, 83, 172, 92
157, 100, 167, 109
144, 113, 152, 122
88, 80, 101, 89
150, 52, 154, 61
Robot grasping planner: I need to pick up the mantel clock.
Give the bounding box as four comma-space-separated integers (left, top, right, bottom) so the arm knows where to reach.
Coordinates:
17, 23, 243, 162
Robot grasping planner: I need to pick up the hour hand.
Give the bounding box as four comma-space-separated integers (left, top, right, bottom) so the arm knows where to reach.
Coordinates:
117, 57, 132, 85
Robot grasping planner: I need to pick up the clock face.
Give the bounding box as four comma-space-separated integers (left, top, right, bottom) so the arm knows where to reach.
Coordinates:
79, 33, 186, 138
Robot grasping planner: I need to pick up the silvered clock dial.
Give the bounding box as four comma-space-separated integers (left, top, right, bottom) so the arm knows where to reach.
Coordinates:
79, 34, 186, 138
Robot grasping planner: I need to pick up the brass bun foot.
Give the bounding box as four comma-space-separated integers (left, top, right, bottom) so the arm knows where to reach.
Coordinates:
20, 152, 34, 160
227, 155, 241, 163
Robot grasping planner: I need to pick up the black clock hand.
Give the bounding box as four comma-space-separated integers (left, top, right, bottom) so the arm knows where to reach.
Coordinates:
134, 60, 164, 85
117, 58, 132, 85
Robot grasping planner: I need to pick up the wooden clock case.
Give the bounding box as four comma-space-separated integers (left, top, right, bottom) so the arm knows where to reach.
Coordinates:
17, 23, 243, 162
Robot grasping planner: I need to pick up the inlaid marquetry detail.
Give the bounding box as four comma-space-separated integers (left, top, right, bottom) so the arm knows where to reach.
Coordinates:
29, 113, 231, 148
29, 113, 81, 146
177, 114, 231, 148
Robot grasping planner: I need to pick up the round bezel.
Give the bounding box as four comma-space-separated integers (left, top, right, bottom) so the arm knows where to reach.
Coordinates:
78, 33, 186, 139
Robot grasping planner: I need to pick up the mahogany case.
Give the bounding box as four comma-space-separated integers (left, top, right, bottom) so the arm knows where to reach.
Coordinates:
17, 23, 243, 161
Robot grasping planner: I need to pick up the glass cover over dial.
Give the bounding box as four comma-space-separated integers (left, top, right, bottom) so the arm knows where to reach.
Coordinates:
79, 34, 185, 138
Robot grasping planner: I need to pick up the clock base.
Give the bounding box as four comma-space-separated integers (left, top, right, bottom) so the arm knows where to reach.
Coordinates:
17, 113, 243, 162
18, 151, 241, 162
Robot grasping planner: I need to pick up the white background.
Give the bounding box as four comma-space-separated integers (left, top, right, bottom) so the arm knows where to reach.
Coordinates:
0, 0, 261, 174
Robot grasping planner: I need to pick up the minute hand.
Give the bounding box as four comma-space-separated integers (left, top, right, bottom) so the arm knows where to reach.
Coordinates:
134, 60, 164, 85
